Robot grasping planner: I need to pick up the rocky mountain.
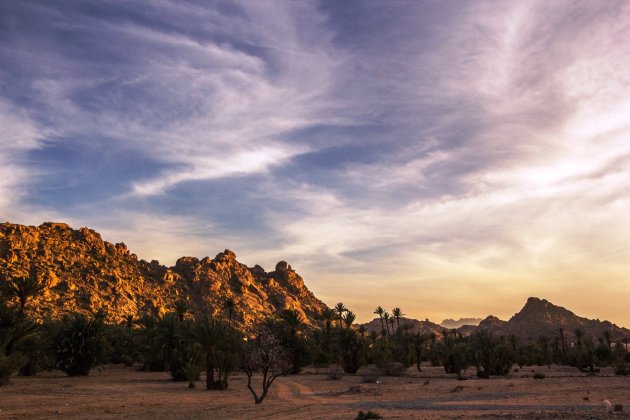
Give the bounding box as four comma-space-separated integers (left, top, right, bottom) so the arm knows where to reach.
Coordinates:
476, 297, 630, 344
0, 222, 327, 327
440, 317, 483, 329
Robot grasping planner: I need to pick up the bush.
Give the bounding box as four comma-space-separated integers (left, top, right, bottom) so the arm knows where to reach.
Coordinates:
360, 367, 380, 383
327, 365, 344, 380
533, 372, 545, 380
377, 361, 405, 377
355, 410, 383, 420
614, 359, 630, 376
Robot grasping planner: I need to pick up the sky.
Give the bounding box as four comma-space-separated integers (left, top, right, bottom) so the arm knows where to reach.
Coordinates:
1, 0, 630, 326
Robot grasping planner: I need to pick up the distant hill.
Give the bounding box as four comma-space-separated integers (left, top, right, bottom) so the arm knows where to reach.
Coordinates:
476, 297, 630, 344
362, 317, 444, 337
0, 222, 327, 327
440, 317, 483, 328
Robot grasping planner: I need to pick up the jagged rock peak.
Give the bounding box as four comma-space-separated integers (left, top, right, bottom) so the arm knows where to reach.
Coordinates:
42, 222, 72, 230
176, 256, 199, 266
275, 261, 292, 272
215, 249, 236, 260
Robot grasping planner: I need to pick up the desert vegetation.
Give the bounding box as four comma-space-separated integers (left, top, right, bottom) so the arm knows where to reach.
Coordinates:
2, 265, 630, 418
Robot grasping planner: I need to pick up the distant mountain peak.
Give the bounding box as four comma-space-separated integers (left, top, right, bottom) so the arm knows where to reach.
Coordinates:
440, 317, 483, 328
492, 297, 629, 343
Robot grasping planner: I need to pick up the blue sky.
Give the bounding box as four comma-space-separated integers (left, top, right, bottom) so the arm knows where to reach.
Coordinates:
2, 1, 630, 324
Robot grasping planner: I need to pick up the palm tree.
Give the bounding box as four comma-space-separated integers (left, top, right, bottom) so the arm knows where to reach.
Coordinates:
558, 327, 566, 364
54, 312, 106, 376
222, 298, 237, 327
343, 311, 356, 329
538, 335, 550, 368
374, 306, 385, 334
123, 314, 135, 331
413, 332, 427, 372
319, 308, 336, 352
192, 317, 236, 390
334, 302, 347, 328
279, 309, 303, 337
161, 312, 181, 357
574, 328, 583, 348
173, 300, 188, 322
383, 312, 391, 336
4, 275, 46, 317
392, 307, 404, 331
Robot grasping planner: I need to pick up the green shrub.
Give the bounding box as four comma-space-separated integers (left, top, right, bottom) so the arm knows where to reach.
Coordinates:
54, 312, 106, 376
377, 361, 405, 377
0, 353, 26, 386
327, 365, 344, 380
0, 300, 39, 385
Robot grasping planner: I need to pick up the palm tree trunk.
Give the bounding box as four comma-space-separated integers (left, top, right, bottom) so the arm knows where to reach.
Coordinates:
206, 353, 215, 390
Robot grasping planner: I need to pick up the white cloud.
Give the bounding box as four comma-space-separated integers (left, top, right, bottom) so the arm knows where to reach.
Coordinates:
0, 100, 45, 216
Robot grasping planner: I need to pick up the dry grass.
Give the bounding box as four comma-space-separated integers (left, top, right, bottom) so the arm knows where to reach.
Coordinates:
1, 364, 629, 419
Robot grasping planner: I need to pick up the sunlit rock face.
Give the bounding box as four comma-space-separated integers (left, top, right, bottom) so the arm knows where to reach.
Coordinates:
0, 222, 327, 328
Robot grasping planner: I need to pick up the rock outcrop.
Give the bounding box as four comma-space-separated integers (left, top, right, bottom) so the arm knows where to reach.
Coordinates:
0, 222, 327, 327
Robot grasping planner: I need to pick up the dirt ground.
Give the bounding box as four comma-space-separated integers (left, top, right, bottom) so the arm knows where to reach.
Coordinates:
1, 364, 629, 419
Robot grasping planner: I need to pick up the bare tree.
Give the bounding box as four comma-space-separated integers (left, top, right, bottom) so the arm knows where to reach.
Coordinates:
241, 325, 289, 404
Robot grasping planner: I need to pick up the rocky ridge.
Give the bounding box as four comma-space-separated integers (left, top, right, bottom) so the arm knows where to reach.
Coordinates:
0, 222, 327, 327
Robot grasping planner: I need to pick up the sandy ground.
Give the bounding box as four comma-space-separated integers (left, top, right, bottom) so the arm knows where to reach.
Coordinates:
1, 364, 630, 419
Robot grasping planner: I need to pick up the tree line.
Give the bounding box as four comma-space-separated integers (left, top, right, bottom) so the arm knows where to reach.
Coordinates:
2, 271, 630, 404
